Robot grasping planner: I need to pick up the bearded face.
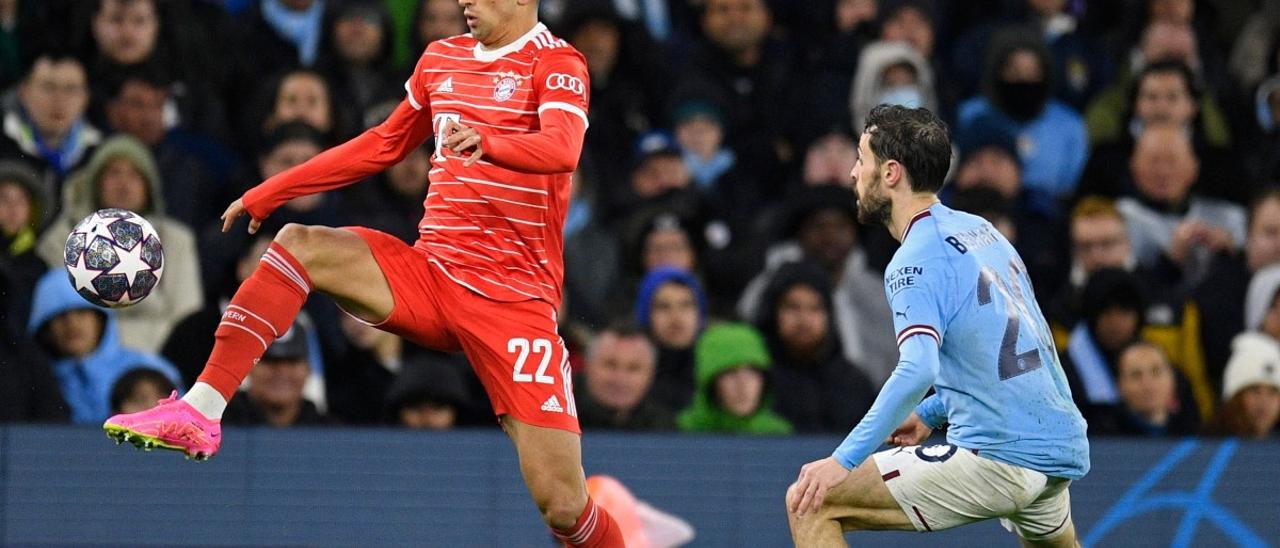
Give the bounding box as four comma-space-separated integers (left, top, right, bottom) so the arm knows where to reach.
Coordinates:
855, 166, 892, 226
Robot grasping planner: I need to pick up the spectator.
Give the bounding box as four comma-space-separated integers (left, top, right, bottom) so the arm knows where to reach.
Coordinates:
109, 367, 175, 415
670, 0, 795, 184
0, 264, 67, 423
35, 135, 203, 353
738, 185, 897, 386
672, 100, 745, 207
1060, 268, 1146, 421
574, 321, 676, 431
1253, 71, 1280, 183
948, 120, 1065, 296
789, 0, 877, 151
385, 355, 476, 430
102, 69, 241, 230
1197, 187, 1280, 379
27, 269, 180, 424
1206, 332, 1280, 439
1092, 341, 1200, 436
409, 0, 467, 55
849, 40, 938, 133
341, 143, 428, 244
251, 69, 341, 150
878, 0, 934, 60
754, 261, 873, 433
562, 167, 623, 329
1080, 61, 1240, 202
635, 267, 707, 411
234, 0, 330, 89
799, 131, 859, 188
567, 10, 668, 187
223, 321, 330, 427
0, 160, 50, 329
1116, 124, 1245, 286
84, 0, 228, 139
326, 313, 414, 425
957, 28, 1088, 217
320, 1, 400, 127
1085, 21, 1232, 149
0, 52, 102, 185
677, 322, 792, 435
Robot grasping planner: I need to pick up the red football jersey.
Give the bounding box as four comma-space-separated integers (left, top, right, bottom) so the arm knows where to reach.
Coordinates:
242, 22, 589, 306
407, 23, 589, 304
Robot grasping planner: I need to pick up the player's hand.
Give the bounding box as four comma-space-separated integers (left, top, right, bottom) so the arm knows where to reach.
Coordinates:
885, 412, 933, 446
221, 198, 261, 234
441, 119, 485, 167
789, 457, 850, 517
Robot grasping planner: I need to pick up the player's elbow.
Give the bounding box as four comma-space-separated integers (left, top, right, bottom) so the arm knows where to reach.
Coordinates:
544, 152, 579, 173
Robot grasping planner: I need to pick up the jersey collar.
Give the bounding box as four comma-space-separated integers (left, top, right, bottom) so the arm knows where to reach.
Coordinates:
901, 207, 933, 241
473, 22, 547, 62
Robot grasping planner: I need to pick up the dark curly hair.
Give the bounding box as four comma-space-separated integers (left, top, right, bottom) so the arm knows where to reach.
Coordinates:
863, 104, 952, 194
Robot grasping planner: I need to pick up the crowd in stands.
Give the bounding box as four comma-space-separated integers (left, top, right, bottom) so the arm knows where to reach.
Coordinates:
1, 0, 1278, 441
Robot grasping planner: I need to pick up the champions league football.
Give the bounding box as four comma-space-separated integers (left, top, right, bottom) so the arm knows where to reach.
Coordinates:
62, 208, 164, 309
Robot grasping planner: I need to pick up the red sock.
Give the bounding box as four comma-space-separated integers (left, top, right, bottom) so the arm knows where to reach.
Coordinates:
197, 243, 312, 400
552, 497, 625, 548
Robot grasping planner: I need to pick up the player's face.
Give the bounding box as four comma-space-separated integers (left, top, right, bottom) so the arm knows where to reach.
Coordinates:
649, 282, 700, 349
92, 0, 159, 65
714, 366, 765, 418
248, 358, 310, 411
47, 309, 103, 358
458, 0, 520, 44
97, 157, 151, 212
0, 181, 31, 237
1247, 197, 1280, 271
1116, 346, 1175, 418
1239, 384, 1280, 437
1135, 73, 1196, 127
586, 335, 656, 412
1072, 216, 1131, 275
852, 132, 892, 226
20, 59, 90, 138
776, 285, 828, 355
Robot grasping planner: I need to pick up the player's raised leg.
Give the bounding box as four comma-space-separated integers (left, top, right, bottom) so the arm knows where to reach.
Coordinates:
504, 417, 624, 547
786, 457, 913, 547
104, 222, 394, 458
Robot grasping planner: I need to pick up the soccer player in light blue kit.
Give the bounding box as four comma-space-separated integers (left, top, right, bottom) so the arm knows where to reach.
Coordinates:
786, 105, 1089, 547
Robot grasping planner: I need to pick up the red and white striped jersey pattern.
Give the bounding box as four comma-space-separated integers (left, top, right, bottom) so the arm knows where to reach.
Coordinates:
404, 23, 589, 304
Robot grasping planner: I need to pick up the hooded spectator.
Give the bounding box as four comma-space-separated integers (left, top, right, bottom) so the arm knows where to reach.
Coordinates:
957, 27, 1088, 217
0, 160, 51, 329
35, 135, 203, 352
635, 267, 708, 411
27, 269, 180, 424
755, 261, 873, 433
385, 354, 478, 430
849, 40, 938, 133
320, 1, 401, 126
677, 322, 792, 435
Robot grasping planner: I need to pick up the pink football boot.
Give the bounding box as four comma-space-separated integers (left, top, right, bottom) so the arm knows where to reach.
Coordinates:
103, 391, 221, 461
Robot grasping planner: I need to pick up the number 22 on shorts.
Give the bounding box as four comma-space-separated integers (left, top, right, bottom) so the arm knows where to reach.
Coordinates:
508, 337, 554, 384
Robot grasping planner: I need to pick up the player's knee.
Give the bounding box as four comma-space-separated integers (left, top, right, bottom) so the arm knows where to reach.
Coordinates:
535, 490, 584, 530
275, 223, 313, 255
785, 482, 801, 512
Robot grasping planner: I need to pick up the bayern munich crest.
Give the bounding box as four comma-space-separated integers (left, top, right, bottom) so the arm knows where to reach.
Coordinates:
492, 71, 523, 102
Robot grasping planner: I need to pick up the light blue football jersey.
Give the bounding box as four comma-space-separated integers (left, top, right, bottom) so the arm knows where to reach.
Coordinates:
888, 203, 1089, 479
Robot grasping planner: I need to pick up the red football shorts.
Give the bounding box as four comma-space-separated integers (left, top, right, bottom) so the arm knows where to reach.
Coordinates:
343, 227, 580, 434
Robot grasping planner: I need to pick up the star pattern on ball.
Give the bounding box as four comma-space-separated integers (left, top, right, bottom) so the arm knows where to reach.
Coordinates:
106, 239, 151, 289
67, 252, 100, 292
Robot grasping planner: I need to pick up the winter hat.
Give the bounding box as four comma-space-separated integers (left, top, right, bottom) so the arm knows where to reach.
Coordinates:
694, 323, 772, 387
634, 267, 709, 330
1222, 332, 1280, 400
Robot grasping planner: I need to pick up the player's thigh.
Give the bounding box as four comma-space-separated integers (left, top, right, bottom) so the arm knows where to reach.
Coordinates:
792, 456, 915, 531
1003, 480, 1077, 547
274, 224, 394, 322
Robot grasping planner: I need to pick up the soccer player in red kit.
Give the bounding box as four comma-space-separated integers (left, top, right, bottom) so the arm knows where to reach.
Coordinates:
102, 0, 625, 545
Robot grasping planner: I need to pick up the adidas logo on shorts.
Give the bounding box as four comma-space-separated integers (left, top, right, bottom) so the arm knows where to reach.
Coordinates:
541, 395, 563, 413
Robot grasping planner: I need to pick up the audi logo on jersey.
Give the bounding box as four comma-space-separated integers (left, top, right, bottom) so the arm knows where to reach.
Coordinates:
545, 73, 585, 96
